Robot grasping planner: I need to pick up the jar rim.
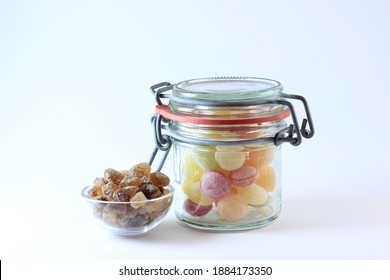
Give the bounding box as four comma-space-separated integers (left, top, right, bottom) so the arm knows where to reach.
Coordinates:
173, 77, 283, 101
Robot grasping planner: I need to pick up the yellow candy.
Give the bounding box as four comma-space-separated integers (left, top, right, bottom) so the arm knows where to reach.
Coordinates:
181, 178, 195, 196
182, 152, 205, 181
186, 181, 214, 206
236, 183, 268, 206
215, 145, 246, 171
256, 167, 276, 192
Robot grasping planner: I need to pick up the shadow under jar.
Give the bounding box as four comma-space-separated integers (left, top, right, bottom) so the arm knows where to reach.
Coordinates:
149, 77, 314, 231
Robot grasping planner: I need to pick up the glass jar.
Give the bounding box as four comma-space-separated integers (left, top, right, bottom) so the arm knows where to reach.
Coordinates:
149, 77, 314, 231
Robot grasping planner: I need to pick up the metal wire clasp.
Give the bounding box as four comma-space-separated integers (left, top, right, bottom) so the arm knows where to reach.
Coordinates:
148, 82, 174, 171
147, 82, 316, 170
150, 82, 174, 105
280, 93, 315, 140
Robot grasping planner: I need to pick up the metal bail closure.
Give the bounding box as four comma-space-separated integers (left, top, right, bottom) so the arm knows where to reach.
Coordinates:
147, 80, 315, 165
280, 93, 315, 140
148, 82, 176, 171
148, 113, 172, 172
155, 102, 300, 146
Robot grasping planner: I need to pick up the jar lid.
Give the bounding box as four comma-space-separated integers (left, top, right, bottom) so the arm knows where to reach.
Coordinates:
172, 77, 283, 103
150, 77, 315, 147
160, 77, 288, 125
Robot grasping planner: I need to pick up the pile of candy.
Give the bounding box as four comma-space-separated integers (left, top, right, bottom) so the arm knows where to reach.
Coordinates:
181, 145, 276, 222
86, 162, 172, 229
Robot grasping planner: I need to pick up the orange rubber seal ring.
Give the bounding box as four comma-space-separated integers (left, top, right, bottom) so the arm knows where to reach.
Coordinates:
155, 104, 291, 125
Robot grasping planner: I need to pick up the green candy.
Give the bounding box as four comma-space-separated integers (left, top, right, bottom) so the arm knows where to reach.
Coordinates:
215, 145, 246, 171
192, 149, 218, 171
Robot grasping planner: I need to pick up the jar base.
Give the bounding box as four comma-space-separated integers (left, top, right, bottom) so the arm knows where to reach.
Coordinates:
175, 210, 280, 232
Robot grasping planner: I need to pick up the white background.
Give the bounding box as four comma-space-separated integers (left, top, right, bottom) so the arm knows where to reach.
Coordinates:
1, 0, 389, 260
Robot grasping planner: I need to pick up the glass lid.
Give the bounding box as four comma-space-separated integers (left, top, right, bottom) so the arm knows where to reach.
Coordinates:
173, 77, 283, 102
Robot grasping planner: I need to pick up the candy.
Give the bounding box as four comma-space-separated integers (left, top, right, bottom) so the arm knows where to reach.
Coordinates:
93, 196, 109, 201
116, 207, 138, 226
130, 191, 148, 208
118, 176, 142, 188
256, 167, 276, 192
104, 168, 125, 185
105, 203, 127, 214
141, 183, 162, 199
102, 207, 117, 225
140, 195, 171, 215
129, 162, 151, 178
140, 208, 163, 220
246, 146, 274, 169
236, 183, 268, 206
87, 162, 173, 230
215, 146, 246, 171
214, 187, 238, 206
214, 166, 231, 177
127, 214, 151, 228
141, 176, 152, 184
88, 185, 103, 197
92, 200, 106, 219
113, 186, 138, 202
181, 178, 195, 196
101, 182, 118, 199
229, 165, 259, 187
150, 172, 170, 187
193, 149, 218, 171
116, 213, 132, 227
186, 181, 214, 206
183, 199, 213, 216
182, 153, 205, 181
200, 171, 231, 199
163, 188, 170, 196
93, 177, 106, 187
217, 194, 248, 221
88, 163, 170, 202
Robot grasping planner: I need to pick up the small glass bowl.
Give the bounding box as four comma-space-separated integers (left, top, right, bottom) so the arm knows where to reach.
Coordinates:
81, 185, 174, 236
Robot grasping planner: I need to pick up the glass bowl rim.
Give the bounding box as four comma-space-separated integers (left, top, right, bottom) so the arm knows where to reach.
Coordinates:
81, 184, 175, 204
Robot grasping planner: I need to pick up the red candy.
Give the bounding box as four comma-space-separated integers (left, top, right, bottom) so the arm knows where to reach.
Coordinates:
183, 199, 213, 216
200, 171, 231, 199
229, 165, 259, 187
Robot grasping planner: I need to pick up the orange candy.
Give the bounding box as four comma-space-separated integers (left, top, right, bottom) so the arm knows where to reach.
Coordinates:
256, 167, 276, 192
245, 146, 274, 169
